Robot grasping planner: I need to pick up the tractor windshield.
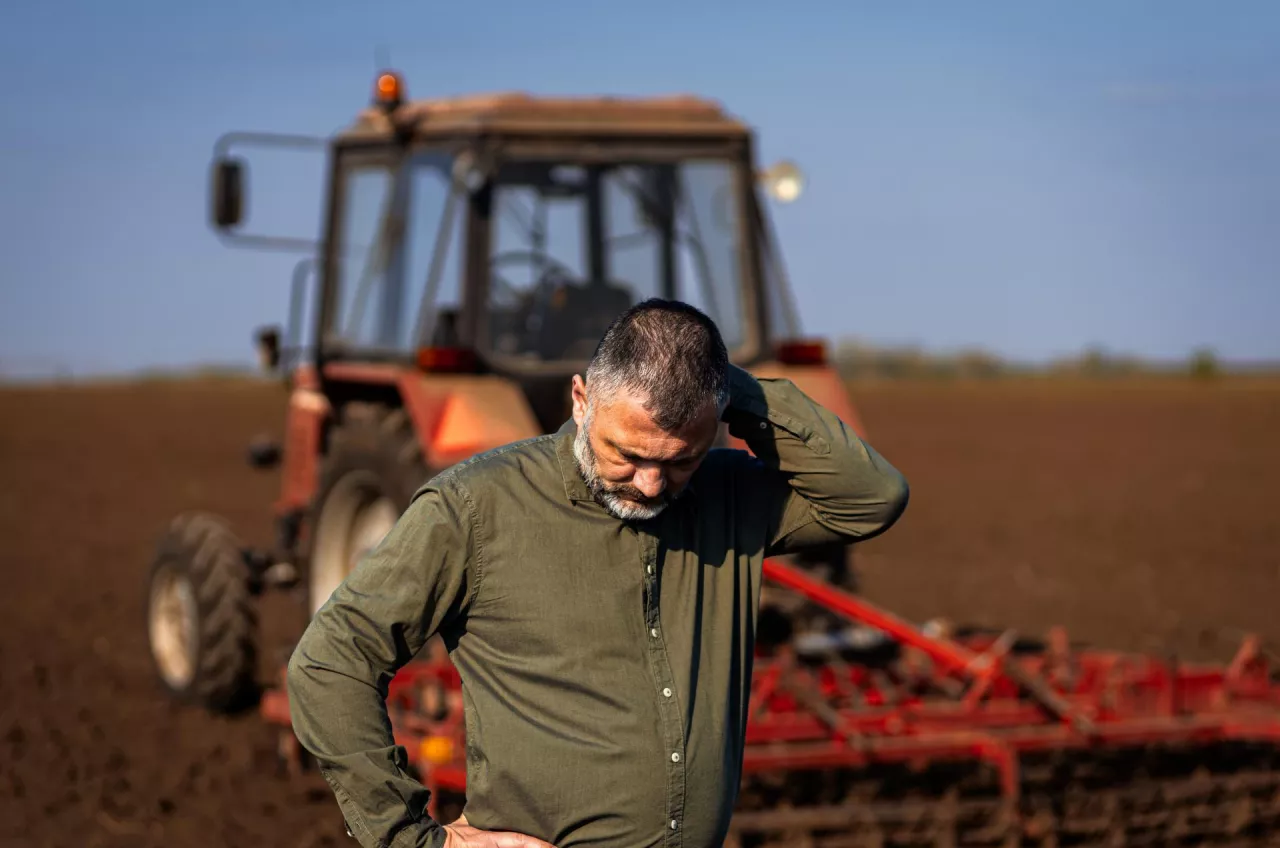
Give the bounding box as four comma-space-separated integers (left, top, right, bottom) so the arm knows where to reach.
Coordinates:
484, 159, 752, 364
324, 150, 756, 368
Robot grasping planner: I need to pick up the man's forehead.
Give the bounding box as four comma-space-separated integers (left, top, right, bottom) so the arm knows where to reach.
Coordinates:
593, 389, 658, 425
593, 393, 718, 458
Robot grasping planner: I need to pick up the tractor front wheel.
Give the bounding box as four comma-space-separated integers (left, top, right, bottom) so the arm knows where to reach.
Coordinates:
145, 512, 258, 713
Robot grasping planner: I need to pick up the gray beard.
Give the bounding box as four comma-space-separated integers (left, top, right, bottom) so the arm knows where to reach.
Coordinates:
572, 420, 670, 522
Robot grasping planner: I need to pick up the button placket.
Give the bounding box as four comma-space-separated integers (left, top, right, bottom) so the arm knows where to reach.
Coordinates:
640, 531, 686, 847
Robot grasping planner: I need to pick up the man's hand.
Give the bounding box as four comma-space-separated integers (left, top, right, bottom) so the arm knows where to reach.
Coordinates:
720, 363, 753, 422
443, 814, 558, 848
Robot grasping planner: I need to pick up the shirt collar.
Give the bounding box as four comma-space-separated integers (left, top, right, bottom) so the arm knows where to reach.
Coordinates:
555, 419, 595, 503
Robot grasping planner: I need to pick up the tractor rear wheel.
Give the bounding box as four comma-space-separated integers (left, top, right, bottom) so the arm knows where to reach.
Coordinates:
145, 512, 258, 712
306, 403, 430, 619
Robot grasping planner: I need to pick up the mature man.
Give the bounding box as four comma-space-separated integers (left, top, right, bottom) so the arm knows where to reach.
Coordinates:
287, 299, 910, 848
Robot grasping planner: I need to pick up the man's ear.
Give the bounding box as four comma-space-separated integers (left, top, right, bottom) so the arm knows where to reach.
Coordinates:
571, 375, 588, 428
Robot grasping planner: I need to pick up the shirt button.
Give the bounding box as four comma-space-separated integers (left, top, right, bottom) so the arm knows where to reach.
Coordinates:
670, 820, 678, 830
650, 628, 659, 638
671, 752, 680, 762
646, 564, 654, 575
662, 687, 672, 697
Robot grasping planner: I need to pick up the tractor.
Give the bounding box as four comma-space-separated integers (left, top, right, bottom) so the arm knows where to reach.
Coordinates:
145, 72, 1280, 846
144, 70, 862, 714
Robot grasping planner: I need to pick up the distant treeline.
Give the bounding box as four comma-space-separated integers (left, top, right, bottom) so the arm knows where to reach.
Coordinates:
832, 341, 1278, 381
4, 345, 1279, 386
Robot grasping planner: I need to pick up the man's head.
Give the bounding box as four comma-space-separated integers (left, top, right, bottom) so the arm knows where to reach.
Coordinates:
571, 299, 729, 521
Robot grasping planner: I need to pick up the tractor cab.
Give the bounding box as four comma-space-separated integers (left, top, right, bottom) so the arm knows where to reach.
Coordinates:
217, 72, 816, 434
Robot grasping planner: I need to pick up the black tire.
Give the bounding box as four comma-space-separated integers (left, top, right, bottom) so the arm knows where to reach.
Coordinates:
304, 402, 430, 620
145, 512, 258, 713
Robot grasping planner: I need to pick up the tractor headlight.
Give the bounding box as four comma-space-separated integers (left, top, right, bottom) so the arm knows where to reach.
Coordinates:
760, 160, 805, 204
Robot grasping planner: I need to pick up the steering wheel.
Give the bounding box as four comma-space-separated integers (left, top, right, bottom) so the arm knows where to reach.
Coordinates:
488, 250, 581, 356
489, 250, 578, 297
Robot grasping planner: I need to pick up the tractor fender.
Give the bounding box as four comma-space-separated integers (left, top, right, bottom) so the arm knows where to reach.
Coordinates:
277, 363, 544, 514
395, 373, 544, 471
318, 362, 543, 470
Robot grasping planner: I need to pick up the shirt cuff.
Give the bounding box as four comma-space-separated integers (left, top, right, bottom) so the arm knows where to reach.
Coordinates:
388, 821, 449, 848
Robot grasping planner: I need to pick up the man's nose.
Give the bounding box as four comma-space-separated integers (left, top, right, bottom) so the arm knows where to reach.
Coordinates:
632, 465, 667, 498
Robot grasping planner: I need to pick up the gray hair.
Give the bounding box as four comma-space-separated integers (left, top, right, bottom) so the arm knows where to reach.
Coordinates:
584, 299, 730, 431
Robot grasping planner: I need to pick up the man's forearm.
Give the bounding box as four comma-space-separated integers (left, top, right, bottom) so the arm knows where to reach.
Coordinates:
723, 364, 909, 546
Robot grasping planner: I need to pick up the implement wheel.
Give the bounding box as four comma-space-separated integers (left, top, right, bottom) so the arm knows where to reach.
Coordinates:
145, 512, 258, 713
306, 403, 430, 619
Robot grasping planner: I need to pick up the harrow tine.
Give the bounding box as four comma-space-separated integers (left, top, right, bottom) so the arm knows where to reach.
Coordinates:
775, 664, 868, 749
960, 629, 1018, 709
997, 659, 1097, 736
962, 628, 1098, 736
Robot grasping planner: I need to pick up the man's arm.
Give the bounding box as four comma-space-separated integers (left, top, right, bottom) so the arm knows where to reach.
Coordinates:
722, 364, 909, 554
286, 473, 478, 848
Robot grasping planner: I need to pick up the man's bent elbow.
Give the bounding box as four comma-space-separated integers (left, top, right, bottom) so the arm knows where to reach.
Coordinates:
284, 627, 332, 742
829, 469, 910, 543
874, 471, 910, 533
284, 643, 312, 722
284, 643, 307, 699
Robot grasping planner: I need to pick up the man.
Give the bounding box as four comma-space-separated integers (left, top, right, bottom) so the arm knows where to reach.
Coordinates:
287, 299, 910, 848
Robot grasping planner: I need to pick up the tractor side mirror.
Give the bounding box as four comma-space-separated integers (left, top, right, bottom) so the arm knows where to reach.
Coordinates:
212, 158, 246, 229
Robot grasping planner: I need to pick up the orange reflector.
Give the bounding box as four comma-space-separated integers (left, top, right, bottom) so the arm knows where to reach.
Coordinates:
419, 736, 455, 765
776, 339, 827, 366
416, 346, 479, 373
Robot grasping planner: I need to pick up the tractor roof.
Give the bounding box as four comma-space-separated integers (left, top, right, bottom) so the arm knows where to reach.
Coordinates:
340, 90, 751, 141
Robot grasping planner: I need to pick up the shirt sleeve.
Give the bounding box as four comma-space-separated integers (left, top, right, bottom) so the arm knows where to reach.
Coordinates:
285, 471, 480, 848
722, 364, 910, 555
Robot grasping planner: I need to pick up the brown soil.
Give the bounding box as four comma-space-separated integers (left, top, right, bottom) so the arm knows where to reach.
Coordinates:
1, 376, 1277, 847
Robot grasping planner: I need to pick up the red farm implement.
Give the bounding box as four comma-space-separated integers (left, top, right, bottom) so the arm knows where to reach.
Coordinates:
260, 557, 1280, 847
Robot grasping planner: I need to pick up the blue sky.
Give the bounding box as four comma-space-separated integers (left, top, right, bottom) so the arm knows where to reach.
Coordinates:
1, 1, 1278, 376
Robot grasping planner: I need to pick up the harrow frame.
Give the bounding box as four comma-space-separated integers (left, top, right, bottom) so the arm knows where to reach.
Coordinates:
262, 558, 1280, 846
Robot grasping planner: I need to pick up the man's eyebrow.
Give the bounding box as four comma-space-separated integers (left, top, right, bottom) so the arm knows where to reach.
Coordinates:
607, 439, 651, 460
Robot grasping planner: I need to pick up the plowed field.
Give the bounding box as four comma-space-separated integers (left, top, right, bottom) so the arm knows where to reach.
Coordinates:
2, 377, 1277, 847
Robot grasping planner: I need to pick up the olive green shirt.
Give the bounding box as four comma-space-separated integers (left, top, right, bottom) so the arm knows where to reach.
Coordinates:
286, 366, 909, 848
